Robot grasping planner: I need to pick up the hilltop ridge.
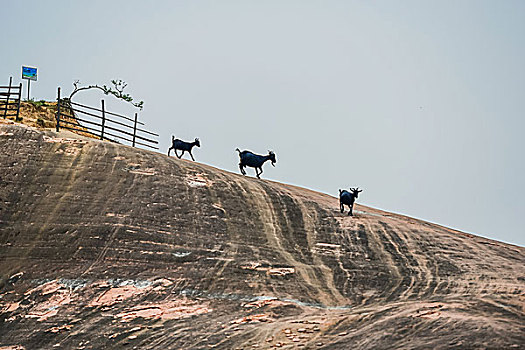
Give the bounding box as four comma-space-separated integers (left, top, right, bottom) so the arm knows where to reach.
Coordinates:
0, 122, 524, 349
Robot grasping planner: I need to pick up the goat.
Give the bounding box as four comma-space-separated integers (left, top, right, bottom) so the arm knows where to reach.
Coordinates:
236, 148, 276, 179
168, 136, 200, 161
339, 187, 362, 216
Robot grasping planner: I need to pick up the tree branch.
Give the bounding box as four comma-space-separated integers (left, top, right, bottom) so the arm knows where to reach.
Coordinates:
68, 80, 144, 110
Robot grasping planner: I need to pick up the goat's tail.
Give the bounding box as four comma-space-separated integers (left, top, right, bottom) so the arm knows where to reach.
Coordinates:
235, 148, 241, 154
171, 135, 175, 142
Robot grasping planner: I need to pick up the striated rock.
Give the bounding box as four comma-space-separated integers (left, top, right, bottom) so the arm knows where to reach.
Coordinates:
0, 123, 524, 349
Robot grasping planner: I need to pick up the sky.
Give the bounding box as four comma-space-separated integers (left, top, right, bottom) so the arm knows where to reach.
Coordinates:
2, 1, 524, 246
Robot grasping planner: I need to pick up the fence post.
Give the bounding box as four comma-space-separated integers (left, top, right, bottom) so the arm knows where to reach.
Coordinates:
100, 100, 106, 140
132, 113, 138, 147
3, 77, 12, 119
56, 87, 61, 132
16, 82, 22, 120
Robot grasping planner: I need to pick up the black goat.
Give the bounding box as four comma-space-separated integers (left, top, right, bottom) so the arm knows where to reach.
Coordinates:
339, 187, 362, 216
168, 136, 200, 161
236, 148, 276, 179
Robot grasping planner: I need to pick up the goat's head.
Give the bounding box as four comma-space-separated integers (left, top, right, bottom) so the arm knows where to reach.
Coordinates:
194, 138, 201, 147
268, 150, 276, 166
350, 187, 363, 198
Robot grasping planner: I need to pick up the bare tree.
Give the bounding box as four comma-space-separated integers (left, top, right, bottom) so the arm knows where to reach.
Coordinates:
68, 79, 144, 110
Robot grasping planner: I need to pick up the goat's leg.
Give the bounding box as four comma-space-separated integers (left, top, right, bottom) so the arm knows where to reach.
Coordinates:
168, 147, 173, 156
189, 151, 195, 161
348, 204, 353, 216
178, 150, 184, 159
239, 163, 246, 175
340, 201, 344, 213
257, 167, 263, 179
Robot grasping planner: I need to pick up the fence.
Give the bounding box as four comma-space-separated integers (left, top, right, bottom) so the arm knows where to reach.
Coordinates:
1, 77, 22, 120
55, 87, 159, 150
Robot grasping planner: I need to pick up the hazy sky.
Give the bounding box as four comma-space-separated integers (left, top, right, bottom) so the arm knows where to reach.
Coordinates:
2, 1, 524, 246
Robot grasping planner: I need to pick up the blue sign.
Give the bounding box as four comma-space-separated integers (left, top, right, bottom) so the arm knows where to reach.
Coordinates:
22, 66, 37, 81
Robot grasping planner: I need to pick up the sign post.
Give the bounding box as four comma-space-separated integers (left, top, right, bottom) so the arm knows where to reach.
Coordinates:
21, 66, 37, 100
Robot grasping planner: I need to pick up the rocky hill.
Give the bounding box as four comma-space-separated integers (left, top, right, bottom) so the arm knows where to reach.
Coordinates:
0, 121, 523, 349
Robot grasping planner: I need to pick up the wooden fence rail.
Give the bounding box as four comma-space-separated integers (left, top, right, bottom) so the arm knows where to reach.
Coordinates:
55, 87, 159, 150
0, 77, 22, 120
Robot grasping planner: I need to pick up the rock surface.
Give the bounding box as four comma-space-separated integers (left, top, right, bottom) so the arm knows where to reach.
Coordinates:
0, 122, 524, 349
